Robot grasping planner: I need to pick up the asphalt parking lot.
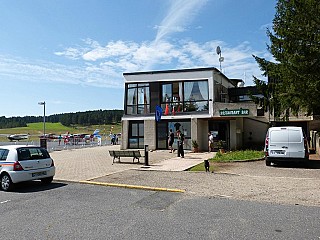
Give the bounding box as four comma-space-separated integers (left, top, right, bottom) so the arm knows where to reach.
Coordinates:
51, 146, 320, 207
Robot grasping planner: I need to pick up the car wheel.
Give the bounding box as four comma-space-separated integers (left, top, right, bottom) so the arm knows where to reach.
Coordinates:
1, 173, 13, 191
41, 176, 53, 185
266, 160, 271, 166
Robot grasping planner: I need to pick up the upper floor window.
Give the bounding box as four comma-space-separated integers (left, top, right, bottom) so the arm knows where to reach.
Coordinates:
162, 82, 183, 113
126, 83, 150, 115
183, 80, 208, 112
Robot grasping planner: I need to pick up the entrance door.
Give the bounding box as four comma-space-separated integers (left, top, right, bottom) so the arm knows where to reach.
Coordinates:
209, 121, 229, 150
157, 121, 167, 149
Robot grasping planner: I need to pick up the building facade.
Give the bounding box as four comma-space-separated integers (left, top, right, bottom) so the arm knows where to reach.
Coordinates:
120, 67, 275, 151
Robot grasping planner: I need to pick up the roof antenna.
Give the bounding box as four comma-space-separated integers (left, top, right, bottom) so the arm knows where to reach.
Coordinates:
216, 46, 224, 72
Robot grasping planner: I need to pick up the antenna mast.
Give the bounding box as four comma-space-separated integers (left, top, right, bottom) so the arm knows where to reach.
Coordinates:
216, 46, 224, 72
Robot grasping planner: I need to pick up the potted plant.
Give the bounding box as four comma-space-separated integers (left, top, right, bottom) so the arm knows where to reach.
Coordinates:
216, 140, 225, 153
192, 140, 199, 153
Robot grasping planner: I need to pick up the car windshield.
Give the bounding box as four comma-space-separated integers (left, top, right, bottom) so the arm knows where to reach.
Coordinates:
17, 147, 50, 161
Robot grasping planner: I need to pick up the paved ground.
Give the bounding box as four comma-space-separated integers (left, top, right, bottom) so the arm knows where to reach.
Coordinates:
51, 145, 213, 181
51, 145, 320, 207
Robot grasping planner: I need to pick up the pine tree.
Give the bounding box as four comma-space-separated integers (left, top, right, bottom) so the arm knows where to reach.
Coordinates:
254, 0, 320, 116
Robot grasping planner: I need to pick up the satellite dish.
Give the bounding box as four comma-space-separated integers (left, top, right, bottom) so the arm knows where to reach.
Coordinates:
219, 57, 224, 62
216, 46, 221, 55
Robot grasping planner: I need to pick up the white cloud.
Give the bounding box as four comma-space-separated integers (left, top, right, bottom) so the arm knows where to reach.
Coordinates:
154, 0, 208, 43
0, 0, 269, 89
1, 36, 269, 89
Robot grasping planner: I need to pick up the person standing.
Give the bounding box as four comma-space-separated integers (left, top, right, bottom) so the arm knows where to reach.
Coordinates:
58, 134, 62, 146
208, 132, 214, 152
177, 130, 184, 158
168, 129, 175, 153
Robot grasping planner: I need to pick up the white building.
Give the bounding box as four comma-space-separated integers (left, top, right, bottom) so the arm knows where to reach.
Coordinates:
120, 67, 313, 151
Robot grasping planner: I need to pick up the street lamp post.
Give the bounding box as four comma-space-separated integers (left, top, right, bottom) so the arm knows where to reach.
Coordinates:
38, 101, 46, 137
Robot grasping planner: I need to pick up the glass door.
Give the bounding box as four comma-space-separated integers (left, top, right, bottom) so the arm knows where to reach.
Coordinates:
157, 121, 168, 149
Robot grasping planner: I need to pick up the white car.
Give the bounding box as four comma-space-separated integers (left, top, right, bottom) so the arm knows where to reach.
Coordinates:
0, 145, 55, 191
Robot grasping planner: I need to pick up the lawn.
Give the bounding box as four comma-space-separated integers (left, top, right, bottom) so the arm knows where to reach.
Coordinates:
188, 150, 265, 172
0, 122, 122, 141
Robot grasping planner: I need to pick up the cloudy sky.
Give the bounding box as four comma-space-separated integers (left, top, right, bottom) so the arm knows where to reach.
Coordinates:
0, 0, 276, 117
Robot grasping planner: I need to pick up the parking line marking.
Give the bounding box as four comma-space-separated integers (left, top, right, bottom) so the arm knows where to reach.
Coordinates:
79, 180, 185, 193
1, 200, 11, 204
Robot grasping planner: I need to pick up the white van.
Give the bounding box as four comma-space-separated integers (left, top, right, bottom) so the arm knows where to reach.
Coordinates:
264, 126, 309, 166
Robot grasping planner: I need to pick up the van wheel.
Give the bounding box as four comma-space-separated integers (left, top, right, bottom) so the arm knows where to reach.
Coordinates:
1, 173, 13, 191
266, 160, 271, 166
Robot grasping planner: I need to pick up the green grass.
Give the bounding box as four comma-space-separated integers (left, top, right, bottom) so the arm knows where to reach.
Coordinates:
0, 122, 122, 141
211, 150, 265, 162
188, 150, 265, 172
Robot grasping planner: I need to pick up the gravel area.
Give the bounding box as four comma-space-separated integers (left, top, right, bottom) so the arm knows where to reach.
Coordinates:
92, 160, 320, 207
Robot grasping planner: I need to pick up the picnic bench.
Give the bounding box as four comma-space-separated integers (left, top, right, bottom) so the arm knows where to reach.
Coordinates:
109, 150, 142, 163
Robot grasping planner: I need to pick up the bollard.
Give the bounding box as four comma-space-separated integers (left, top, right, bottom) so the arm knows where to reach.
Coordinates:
144, 145, 149, 166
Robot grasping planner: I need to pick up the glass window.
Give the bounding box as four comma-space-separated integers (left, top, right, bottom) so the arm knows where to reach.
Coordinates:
17, 147, 50, 160
138, 86, 149, 105
183, 80, 208, 112
129, 122, 144, 149
0, 149, 8, 160
127, 88, 137, 105
131, 123, 138, 137
162, 84, 172, 102
125, 83, 150, 115
184, 81, 208, 101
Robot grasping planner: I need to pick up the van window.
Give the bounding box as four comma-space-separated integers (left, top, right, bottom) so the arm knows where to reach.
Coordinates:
270, 130, 287, 142
289, 130, 302, 142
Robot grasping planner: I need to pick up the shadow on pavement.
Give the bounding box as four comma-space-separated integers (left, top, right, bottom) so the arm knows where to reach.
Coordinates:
271, 160, 320, 169
12, 181, 67, 193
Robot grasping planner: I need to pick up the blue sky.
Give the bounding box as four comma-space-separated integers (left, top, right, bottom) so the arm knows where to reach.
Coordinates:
0, 0, 276, 117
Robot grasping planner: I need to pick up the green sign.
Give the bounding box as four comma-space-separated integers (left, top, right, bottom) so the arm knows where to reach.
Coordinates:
219, 108, 249, 116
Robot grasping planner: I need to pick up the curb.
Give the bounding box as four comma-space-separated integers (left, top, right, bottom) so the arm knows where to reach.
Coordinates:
79, 180, 186, 193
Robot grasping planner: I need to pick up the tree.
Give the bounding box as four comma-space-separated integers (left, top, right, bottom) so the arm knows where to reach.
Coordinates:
254, 0, 320, 116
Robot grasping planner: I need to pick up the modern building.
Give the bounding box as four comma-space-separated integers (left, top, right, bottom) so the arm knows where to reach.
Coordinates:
120, 67, 319, 151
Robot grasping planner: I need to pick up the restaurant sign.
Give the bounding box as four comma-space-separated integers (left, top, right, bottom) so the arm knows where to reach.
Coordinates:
219, 108, 249, 116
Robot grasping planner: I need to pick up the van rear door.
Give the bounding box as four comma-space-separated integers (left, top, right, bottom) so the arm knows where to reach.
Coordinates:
288, 128, 304, 158
268, 128, 289, 158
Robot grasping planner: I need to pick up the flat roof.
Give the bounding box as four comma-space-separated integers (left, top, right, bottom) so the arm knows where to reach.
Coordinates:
123, 67, 221, 76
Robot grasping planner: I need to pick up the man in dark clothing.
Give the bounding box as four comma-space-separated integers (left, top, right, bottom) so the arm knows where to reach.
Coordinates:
177, 130, 184, 158
168, 129, 175, 153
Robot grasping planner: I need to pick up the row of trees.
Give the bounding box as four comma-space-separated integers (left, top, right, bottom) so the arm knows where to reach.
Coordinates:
253, 0, 320, 119
0, 109, 124, 129
0, 116, 28, 129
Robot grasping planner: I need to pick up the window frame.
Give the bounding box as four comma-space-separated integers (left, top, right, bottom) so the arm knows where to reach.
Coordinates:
125, 83, 150, 115
128, 121, 144, 149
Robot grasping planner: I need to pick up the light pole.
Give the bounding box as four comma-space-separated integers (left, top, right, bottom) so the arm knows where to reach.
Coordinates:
38, 101, 46, 137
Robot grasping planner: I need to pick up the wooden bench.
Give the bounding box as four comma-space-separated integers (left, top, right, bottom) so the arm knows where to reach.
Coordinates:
109, 150, 142, 163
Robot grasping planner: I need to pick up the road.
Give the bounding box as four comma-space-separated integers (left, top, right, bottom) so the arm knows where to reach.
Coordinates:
0, 181, 319, 240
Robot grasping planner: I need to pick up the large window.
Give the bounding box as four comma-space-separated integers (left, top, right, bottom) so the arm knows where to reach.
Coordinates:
183, 80, 208, 112
126, 79, 209, 115
126, 83, 150, 115
161, 82, 183, 114
161, 80, 208, 114
129, 121, 144, 149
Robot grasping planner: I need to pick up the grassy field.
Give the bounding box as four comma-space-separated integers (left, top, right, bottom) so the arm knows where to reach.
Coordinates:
0, 122, 122, 141
189, 150, 265, 172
